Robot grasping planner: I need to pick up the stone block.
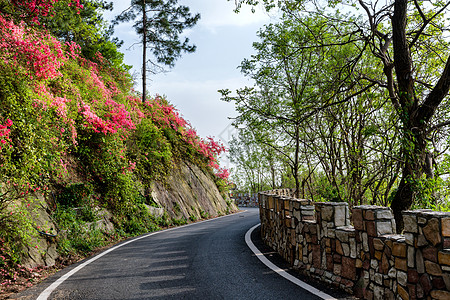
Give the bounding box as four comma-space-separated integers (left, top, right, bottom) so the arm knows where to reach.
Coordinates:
365, 210, 375, 220
334, 205, 348, 227
333, 263, 341, 275
373, 238, 384, 251
404, 233, 414, 246
350, 238, 357, 258
380, 253, 389, 274
333, 253, 342, 263
438, 250, 450, 266
352, 208, 363, 230
430, 290, 450, 300
377, 221, 394, 236
418, 216, 427, 224
407, 269, 419, 284
407, 284, 416, 299
362, 232, 369, 252
416, 234, 428, 247
374, 274, 383, 286
425, 260, 442, 276
341, 256, 356, 280
392, 242, 407, 257
416, 250, 425, 273
416, 283, 424, 298
397, 283, 409, 300
356, 258, 362, 268
384, 288, 395, 300
395, 258, 407, 271
336, 229, 349, 242
422, 246, 437, 263
444, 273, 450, 290
443, 217, 450, 237
377, 209, 393, 220
327, 228, 335, 238
371, 259, 379, 269
420, 274, 432, 294
388, 267, 396, 278
432, 277, 446, 289
444, 238, 450, 249
397, 270, 407, 286
403, 213, 417, 233
407, 246, 415, 268
336, 240, 343, 255
342, 243, 350, 257
423, 218, 441, 246
320, 205, 333, 222
312, 244, 321, 268
326, 254, 333, 272
375, 250, 382, 260
366, 221, 376, 237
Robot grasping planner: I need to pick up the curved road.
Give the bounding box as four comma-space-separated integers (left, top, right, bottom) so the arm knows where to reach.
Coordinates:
19, 208, 334, 300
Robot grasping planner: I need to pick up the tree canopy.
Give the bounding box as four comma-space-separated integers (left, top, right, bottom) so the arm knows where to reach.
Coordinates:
225, 0, 450, 230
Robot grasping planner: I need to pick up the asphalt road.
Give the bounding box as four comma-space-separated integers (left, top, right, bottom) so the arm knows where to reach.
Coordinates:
18, 208, 328, 300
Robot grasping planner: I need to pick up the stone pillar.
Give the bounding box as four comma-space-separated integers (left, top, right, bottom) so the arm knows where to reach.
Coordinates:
402, 210, 450, 299
316, 202, 350, 239
352, 205, 397, 299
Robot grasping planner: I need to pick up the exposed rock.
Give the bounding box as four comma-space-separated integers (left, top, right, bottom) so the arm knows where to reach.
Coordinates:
151, 161, 236, 220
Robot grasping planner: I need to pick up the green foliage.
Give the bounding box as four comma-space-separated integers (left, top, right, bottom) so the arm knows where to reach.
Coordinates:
128, 118, 173, 183
56, 183, 93, 208
171, 217, 187, 226
199, 209, 209, 219
43, 0, 130, 72
53, 206, 105, 255
0, 198, 39, 265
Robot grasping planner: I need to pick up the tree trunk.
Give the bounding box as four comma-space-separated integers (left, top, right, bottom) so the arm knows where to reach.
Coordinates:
390, 124, 427, 232
142, 0, 147, 102
294, 125, 300, 198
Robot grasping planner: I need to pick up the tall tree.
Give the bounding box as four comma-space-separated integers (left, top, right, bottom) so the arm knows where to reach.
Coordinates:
221, 15, 368, 197
114, 0, 199, 101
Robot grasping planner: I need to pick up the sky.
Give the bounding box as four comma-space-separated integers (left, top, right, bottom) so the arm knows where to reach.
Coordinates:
104, 1, 273, 157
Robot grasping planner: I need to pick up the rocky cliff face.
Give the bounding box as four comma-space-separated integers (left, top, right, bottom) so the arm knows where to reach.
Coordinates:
151, 161, 236, 220
21, 160, 236, 268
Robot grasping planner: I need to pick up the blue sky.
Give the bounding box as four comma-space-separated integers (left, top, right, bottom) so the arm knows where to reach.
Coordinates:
106, 1, 272, 152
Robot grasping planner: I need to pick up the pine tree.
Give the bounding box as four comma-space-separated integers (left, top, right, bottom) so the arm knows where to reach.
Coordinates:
115, 0, 200, 101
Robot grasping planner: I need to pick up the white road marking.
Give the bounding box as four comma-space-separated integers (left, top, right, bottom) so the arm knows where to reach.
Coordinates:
245, 223, 338, 300
36, 211, 244, 300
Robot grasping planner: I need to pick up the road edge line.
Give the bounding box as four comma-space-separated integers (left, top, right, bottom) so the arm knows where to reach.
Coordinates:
245, 223, 338, 300
36, 210, 245, 300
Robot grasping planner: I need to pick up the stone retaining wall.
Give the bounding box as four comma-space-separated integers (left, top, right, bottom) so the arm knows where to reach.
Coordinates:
258, 190, 450, 299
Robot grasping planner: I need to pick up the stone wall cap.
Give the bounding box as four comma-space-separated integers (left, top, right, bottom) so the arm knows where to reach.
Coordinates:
403, 209, 450, 217
336, 225, 355, 232
316, 202, 348, 206
353, 205, 390, 210
382, 234, 405, 242
304, 220, 317, 224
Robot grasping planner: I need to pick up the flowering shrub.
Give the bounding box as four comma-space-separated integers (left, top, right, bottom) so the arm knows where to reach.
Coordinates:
142, 96, 228, 178
0, 16, 65, 80
4, 0, 83, 24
